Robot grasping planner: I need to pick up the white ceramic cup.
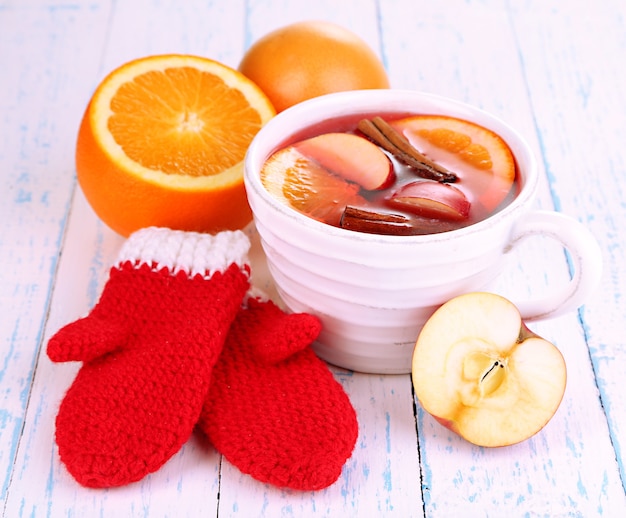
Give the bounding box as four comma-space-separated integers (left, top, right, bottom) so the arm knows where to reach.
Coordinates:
244, 90, 602, 374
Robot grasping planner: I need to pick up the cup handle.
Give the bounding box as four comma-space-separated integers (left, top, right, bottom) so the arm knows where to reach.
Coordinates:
504, 210, 603, 321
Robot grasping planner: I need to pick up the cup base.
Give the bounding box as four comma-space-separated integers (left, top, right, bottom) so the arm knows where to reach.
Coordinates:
312, 340, 414, 375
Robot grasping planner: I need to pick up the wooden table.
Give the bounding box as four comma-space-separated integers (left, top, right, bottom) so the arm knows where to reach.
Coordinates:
2, 1, 625, 516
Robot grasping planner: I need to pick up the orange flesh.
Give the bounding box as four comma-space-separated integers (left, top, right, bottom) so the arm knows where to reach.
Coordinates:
261, 147, 367, 226
108, 67, 264, 176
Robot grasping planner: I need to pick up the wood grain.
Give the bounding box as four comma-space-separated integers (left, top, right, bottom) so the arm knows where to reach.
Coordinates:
1, 0, 624, 516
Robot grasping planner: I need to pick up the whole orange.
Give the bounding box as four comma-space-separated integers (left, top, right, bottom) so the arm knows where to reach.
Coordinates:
238, 21, 390, 113
75, 54, 275, 237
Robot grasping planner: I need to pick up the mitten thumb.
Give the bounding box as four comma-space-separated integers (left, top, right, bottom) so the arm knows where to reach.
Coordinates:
47, 314, 129, 363
243, 297, 322, 364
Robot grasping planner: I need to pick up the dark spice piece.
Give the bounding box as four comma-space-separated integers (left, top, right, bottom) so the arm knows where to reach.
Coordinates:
357, 117, 458, 183
340, 206, 415, 236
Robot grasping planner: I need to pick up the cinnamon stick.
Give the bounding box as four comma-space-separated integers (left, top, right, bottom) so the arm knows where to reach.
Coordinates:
340, 206, 415, 236
357, 117, 458, 183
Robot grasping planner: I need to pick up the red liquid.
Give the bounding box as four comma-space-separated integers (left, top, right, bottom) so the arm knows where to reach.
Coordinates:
261, 113, 520, 235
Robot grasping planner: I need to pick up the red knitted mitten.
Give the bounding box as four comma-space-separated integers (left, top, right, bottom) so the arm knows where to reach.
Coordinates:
47, 227, 250, 488
199, 295, 359, 491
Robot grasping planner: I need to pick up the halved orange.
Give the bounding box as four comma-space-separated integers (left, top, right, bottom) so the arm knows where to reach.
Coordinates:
390, 115, 516, 210
260, 146, 367, 226
76, 54, 275, 237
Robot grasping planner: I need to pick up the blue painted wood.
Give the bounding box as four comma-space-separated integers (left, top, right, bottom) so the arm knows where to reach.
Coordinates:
1, 0, 625, 515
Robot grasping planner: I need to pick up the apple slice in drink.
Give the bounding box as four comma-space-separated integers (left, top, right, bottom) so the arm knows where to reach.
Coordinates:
412, 292, 567, 447
294, 132, 395, 190
388, 181, 470, 221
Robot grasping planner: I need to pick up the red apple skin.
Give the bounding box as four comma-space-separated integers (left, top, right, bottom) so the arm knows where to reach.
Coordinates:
294, 133, 395, 191
432, 415, 469, 442
433, 415, 455, 430
388, 181, 470, 221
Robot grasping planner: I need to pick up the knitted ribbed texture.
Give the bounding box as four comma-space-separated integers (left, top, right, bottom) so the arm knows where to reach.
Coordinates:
199, 297, 359, 491
47, 227, 250, 488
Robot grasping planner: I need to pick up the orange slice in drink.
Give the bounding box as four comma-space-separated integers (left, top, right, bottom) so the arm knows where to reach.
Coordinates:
76, 54, 275, 237
260, 146, 367, 226
390, 115, 516, 210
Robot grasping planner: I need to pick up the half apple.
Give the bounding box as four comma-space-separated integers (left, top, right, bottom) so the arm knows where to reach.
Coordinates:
412, 292, 567, 447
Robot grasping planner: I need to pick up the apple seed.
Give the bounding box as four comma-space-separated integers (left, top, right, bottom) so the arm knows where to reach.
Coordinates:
479, 359, 507, 397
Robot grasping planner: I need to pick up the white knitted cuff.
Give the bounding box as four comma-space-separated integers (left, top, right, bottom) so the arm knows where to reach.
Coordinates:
116, 227, 250, 279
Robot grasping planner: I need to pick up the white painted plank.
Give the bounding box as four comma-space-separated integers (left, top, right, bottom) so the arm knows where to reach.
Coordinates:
0, 0, 112, 504
243, 0, 385, 52
101, 0, 246, 71
509, 0, 626, 489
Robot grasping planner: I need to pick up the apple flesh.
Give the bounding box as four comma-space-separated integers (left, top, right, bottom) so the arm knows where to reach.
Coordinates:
294, 132, 395, 190
388, 181, 470, 221
412, 292, 566, 447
